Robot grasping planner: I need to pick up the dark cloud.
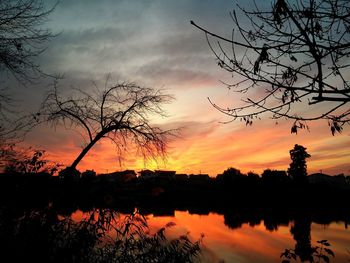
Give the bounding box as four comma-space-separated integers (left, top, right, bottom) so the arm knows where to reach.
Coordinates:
38, 24, 220, 89
33, 0, 235, 92
134, 62, 218, 88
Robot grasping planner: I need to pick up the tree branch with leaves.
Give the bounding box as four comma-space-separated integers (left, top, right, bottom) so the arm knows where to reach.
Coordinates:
192, 0, 350, 134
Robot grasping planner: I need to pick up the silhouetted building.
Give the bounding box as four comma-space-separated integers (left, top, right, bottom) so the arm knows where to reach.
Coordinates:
138, 169, 155, 178
308, 173, 349, 188
189, 174, 210, 180
81, 170, 96, 180
100, 170, 137, 183
138, 170, 176, 181
154, 170, 176, 179
175, 174, 188, 180
58, 167, 81, 181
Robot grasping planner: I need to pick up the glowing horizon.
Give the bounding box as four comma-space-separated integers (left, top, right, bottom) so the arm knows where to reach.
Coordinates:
25, 116, 349, 177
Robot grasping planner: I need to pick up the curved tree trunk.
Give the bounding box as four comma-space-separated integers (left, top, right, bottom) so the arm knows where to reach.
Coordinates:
70, 133, 103, 170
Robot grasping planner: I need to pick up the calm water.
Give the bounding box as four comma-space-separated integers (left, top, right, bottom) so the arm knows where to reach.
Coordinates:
144, 211, 350, 263
2, 204, 349, 262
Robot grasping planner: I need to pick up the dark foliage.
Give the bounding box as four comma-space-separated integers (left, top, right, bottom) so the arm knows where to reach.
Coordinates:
2, 147, 61, 175
281, 240, 335, 263
288, 144, 311, 183
0, 207, 203, 263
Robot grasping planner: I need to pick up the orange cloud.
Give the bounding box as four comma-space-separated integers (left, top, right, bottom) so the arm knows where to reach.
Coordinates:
152, 119, 349, 176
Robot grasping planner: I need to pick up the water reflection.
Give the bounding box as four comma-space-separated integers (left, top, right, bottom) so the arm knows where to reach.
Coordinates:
0, 202, 349, 263
0, 205, 202, 263
144, 207, 350, 263
291, 215, 313, 262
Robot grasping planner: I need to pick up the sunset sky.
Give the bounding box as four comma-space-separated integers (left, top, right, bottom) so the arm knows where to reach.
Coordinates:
7, 0, 349, 176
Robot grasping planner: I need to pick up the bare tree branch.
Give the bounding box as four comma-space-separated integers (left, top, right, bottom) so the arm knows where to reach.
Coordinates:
0, 0, 57, 150
0, 0, 57, 83
193, 0, 350, 134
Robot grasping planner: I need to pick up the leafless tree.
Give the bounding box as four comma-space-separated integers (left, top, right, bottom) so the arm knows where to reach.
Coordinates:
0, 0, 56, 83
0, 0, 56, 152
40, 81, 175, 170
192, 0, 350, 134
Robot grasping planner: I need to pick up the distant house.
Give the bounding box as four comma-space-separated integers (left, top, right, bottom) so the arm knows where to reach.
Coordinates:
138, 170, 176, 180
308, 172, 330, 184
138, 169, 155, 178
308, 173, 348, 186
189, 174, 210, 180
58, 168, 81, 181
81, 170, 96, 180
175, 174, 189, 180
262, 169, 287, 178
100, 170, 137, 183
155, 170, 176, 179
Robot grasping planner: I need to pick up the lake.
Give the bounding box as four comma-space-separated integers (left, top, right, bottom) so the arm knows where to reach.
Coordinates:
63, 207, 350, 263
144, 210, 350, 262
1, 175, 349, 262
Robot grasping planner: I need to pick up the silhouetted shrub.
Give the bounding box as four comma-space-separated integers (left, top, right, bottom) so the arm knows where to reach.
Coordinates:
2, 207, 203, 263
4, 149, 60, 175
281, 240, 334, 263
262, 169, 289, 184
58, 166, 81, 181
216, 167, 246, 184
81, 170, 96, 180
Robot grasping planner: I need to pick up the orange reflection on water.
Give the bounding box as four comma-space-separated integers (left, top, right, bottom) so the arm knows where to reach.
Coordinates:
146, 211, 293, 263
146, 211, 350, 263
68, 209, 350, 262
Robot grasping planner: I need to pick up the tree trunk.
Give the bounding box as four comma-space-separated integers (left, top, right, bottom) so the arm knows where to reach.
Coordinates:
70, 133, 103, 170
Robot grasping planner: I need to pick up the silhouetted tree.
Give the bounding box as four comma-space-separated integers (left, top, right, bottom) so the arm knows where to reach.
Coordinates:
288, 144, 311, 183
247, 171, 260, 184
0, 142, 14, 170
216, 167, 246, 188
192, 0, 350, 134
217, 167, 245, 181
290, 216, 313, 262
0, 0, 56, 83
247, 171, 259, 178
3, 148, 60, 175
0, 0, 56, 158
262, 169, 289, 185
40, 81, 174, 173
282, 220, 335, 263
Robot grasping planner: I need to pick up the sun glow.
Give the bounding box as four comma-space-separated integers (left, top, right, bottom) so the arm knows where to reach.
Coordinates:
39, 116, 350, 176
